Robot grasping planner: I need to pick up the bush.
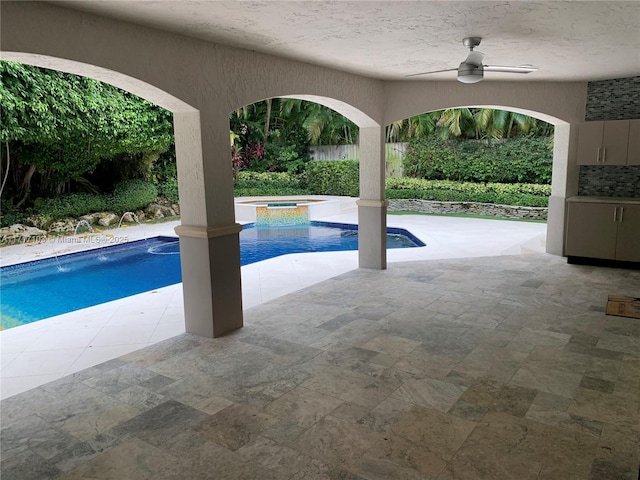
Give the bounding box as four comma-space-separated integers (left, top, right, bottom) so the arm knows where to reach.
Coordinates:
306, 160, 359, 196
385, 177, 550, 207
233, 171, 310, 196
110, 180, 158, 213
39, 192, 108, 219
158, 177, 179, 203
404, 136, 553, 184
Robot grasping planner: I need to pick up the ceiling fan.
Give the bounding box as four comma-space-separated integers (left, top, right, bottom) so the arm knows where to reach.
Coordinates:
407, 37, 537, 83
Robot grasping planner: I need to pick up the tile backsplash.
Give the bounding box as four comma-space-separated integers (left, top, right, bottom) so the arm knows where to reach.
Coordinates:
578, 77, 639, 197
577, 166, 640, 197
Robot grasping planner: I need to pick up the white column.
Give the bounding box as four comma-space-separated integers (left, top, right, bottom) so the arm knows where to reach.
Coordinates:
547, 123, 579, 256
173, 110, 243, 337
358, 126, 387, 269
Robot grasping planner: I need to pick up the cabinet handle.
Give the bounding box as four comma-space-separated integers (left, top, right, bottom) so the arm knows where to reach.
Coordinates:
602, 147, 607, 163
597, 147, 601, 163
614, 207, 618, 222
620, 207, 624, 222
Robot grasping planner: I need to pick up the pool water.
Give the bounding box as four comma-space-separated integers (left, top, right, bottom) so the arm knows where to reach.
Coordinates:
0, 222, 424, 329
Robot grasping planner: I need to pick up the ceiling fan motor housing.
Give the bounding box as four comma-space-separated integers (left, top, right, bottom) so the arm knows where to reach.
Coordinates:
457, 62, 483, 83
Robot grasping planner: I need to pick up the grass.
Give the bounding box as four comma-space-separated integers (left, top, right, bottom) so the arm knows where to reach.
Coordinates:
388, 210, 547, 223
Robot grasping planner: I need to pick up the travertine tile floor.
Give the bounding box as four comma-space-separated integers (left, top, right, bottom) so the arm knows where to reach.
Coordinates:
2, 254, 639, 479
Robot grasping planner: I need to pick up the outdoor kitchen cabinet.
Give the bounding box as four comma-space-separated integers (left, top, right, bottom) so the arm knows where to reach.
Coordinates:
565, 198, 640, 262
576, 120, 639, 166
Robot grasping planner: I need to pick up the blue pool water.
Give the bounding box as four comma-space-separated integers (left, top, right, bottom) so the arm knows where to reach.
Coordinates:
0, 222, 424, 329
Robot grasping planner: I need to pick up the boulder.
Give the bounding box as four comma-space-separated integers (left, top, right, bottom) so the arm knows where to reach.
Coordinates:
0, 224, 47, 242
145, 203, 176, 219
26, 214, 52, 229
49, 218, 77, 234
79, 213, 98, 225
97, 212, 118, 227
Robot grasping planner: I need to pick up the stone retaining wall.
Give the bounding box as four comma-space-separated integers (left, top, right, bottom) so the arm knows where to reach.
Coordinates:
388, 199, 548, 220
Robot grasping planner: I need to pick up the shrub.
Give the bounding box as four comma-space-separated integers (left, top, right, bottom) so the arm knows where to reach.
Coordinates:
158, 177, 179, 203
306, 160, 359, 196
233, 171, 310, 196
39, 192, 108, 219
404, 136, 553, 184
385, 177, 550, 207
110, 180, 158, 213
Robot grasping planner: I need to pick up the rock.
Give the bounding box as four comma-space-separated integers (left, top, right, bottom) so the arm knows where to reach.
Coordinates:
97, 212, 118, 227
49, 218, 77, 234
0, 224, 47, 243
120, 212, 135, 223
146, 204, 165, 219
135, 210, 146, 222
171, 203, 180, 215
145, 203, 176, 219
79, 214, 98, 225
26, 214, 52, 229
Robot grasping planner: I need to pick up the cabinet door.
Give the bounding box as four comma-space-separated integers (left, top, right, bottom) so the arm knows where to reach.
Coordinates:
627, 119, 640, 166
615, 204, 640, 262
565, 202, 618, 259
601, 120, 630, 165
577, 122, 604, 165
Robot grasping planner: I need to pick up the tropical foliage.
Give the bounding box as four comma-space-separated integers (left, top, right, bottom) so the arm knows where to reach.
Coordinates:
0, 61, 173, 213
232, 165, 550, 207
404, 136, 554, 184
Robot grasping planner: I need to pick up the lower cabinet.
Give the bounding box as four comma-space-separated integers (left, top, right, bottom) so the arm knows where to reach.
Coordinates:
565, 201, 640, 262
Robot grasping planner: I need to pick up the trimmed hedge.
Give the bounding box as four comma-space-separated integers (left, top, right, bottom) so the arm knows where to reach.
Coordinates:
110, 180, 158, 213
234, 171, 310, 197
38, 180, 158, 221
305, 160, 359, 197
385, 177, 550, 207
39, 192, 109, 220
404, 136, 553, 184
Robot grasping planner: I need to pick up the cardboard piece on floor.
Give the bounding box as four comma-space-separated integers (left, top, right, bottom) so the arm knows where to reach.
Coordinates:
606, 295, 640, 319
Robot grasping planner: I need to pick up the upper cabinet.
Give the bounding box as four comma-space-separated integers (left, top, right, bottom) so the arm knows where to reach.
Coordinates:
577, 119, 640, 165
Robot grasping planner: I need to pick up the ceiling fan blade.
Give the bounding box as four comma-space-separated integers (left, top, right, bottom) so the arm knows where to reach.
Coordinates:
405, 67, 458, 77
465, 50, 485, 67
484, 65, 538, 74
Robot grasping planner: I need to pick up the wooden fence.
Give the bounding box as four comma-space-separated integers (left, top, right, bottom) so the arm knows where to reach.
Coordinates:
309, 143, 407, 177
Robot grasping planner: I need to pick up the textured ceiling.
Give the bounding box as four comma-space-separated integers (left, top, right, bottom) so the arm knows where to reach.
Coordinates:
52, 1, 640, 82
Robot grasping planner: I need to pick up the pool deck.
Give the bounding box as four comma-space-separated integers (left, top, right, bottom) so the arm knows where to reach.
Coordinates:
0, 199, 547, 399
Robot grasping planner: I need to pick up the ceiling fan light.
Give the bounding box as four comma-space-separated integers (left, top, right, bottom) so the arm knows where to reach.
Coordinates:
457, 62, 483, 83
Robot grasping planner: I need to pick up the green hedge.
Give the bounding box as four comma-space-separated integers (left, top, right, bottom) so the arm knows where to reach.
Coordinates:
233, 171, 310, 197
305, 160, 359, 197
110, 180, 158, 213
386, 177, 550, 207
404, 136, 553, 184
39, 192, 109, 220
37, 180, 158, 221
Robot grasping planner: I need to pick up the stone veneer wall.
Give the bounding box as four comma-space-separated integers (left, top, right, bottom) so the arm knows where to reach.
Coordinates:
578, 76, 640, 197
388, 199, 547, 220
578, 166, 640, 197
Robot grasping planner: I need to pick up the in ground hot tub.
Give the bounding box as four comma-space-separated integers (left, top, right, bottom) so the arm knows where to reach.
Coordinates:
235, 196, 343, 224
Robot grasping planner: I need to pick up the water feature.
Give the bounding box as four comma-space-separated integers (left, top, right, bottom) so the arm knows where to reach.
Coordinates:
1, 222, 425, 329
74, 220, 94, 235
118, 211, 142, 228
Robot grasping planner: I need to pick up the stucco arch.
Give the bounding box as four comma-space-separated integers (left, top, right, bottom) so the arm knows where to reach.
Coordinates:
384, 81, 586, 127
1, 52, 197, 113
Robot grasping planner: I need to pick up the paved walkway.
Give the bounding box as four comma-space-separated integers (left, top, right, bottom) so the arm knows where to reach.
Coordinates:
0, 202, 546, 399
2, 253, 638, 479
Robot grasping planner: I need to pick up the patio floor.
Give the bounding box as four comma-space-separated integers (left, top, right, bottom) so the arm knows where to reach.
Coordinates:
1, 252, 639, 479
1, 203, 547, 399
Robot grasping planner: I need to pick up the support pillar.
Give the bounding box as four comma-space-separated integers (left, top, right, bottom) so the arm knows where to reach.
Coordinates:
173, 110, 243, 337
358, 126, 387, 269
546, 123, 580, 256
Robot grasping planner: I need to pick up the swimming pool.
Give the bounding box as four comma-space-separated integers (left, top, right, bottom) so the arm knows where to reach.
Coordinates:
0, 222, 424, 329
